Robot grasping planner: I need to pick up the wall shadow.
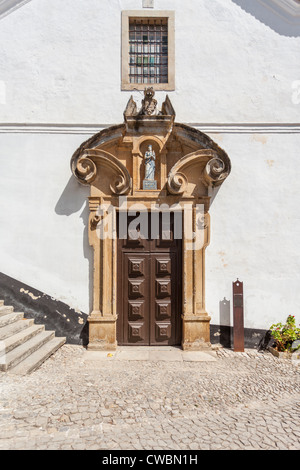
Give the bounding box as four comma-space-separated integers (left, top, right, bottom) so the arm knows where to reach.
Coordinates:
55, 176, 87, 216
232, 0, 300, 37
209, 185, 222, 207
0, 271, 89, 345
219, 297, 232, 348
55, 176, 93, 320
210, 297, 270, 350
257, 329, 273, 351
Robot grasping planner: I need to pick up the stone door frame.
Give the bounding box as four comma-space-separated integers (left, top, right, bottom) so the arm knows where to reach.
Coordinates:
70, 94, 231, 351
86, 193, 212, 351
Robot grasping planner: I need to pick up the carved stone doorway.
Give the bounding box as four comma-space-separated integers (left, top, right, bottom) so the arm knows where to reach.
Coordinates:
71, 89, 231, 351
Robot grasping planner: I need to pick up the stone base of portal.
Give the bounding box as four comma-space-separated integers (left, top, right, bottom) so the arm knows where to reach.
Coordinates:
87, 312, 212, 351
181, 313, 212, 351
87, 312, 118, 351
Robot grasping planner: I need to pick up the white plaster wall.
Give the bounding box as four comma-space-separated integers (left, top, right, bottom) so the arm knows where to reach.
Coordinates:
0, 0, 299, 124
0, 0, 299, 329
1, 129, 299, 329
205, 132, 300, 330
0, 133, 91, 313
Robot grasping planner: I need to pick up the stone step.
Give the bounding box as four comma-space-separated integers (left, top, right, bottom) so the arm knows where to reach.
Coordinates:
0, 306, 14, 317
9, 337, 66, 375
0, 324, 45, 357
0, 312, 24, 328
0, 300, 4, 306
0, 330, 55, 371
0, 319, 35, 341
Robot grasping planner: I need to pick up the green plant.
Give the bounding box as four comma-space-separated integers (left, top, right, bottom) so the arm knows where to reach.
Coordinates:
269, 315, 300, 352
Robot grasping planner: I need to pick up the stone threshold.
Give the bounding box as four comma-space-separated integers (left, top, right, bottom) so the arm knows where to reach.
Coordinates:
83, 346, 217, 363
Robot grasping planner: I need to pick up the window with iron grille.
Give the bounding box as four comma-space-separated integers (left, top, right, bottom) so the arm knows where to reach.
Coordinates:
122, 11, 174, 91
129, 19, 168, 84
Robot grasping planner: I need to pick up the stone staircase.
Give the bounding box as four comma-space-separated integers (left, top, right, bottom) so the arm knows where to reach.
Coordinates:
0, 300, 66, 375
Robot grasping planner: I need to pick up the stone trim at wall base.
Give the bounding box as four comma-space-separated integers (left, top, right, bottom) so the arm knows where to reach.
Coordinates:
210, 324, 272, 351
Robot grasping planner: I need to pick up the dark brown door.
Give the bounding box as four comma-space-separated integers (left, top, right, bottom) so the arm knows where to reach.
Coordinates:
117, 213, 182, 346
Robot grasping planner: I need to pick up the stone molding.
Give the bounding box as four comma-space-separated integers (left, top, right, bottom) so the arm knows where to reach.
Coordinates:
2, 123, 300, 135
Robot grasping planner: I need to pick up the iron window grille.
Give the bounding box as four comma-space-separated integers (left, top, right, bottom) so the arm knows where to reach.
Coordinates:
129, 18, 168, 84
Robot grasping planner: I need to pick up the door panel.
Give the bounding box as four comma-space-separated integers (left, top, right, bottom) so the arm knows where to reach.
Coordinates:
150, 252, 178, 345
128, 321, 146, 343
155, 300, 171, 321
117, 212, 182, 346
128, 300, 144, 320
118, 214, 149, 252
121, 253, 150, 345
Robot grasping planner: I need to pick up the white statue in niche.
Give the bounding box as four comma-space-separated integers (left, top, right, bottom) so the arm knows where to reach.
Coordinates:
144, 145, 156, 181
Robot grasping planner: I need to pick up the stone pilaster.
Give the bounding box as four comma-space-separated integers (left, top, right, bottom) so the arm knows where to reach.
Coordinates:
87, 197, 118, 350
181, 209, 211, 350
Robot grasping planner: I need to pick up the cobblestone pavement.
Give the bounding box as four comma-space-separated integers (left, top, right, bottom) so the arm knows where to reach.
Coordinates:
0, 345, 299, 450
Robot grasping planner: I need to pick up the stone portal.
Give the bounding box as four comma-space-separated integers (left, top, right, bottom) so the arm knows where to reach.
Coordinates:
71, 89, 231, 350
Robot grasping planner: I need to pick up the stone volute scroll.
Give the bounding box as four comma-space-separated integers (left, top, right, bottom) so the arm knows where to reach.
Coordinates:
167, 149, 230, 196
74, 149, 132, 195
203, 157, 229, 187
76, 155, 97, 185
70, 90, 231, 351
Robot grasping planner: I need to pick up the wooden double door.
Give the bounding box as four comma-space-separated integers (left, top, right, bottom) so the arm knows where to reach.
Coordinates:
117, 214, 182, 346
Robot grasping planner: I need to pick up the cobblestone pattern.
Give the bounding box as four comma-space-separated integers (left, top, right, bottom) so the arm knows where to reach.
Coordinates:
0, 345, 299, 450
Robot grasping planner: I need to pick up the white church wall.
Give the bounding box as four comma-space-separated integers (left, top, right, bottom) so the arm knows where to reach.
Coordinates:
0, 0, 299, 125
206, 131, 300, 330
0, 132, 91, 313
0, 0, 299, 333
0, 129, 299, 331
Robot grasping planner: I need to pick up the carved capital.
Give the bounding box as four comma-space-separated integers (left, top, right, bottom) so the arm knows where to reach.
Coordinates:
88, 196, 101, 212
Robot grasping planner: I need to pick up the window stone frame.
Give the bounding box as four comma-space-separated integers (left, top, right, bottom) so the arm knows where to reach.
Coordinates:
121, 10, 175, 91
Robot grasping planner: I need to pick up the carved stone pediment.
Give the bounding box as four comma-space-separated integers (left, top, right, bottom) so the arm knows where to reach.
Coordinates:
71, 91, 231, 206
124, 88, 175, 118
